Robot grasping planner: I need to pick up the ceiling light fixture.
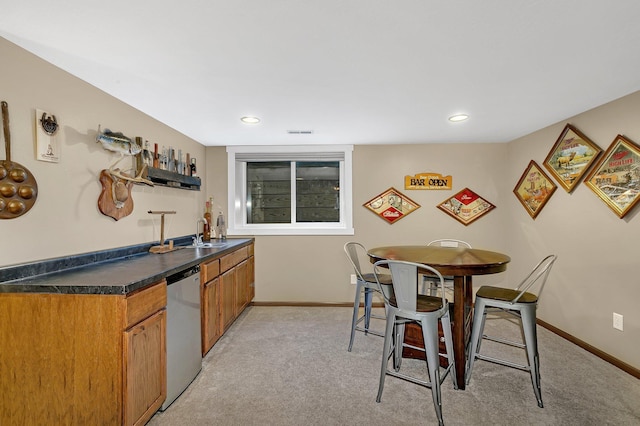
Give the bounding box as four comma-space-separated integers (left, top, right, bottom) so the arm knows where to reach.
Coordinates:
448, 114, 469, 122
241, 116, 261, 124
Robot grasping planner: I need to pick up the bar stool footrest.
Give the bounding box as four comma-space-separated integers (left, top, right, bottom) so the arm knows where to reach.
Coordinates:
475, 353, 530, 372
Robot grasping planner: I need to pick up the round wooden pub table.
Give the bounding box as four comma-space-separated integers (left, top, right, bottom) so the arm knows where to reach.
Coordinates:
368, 245, 510, 390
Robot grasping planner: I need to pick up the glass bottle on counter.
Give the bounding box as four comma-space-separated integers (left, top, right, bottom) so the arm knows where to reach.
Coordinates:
203, 201, 212, 242
216, 211, 226, 239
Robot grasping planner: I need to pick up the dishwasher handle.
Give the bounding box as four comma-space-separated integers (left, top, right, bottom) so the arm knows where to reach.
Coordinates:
166, 264, 201, 285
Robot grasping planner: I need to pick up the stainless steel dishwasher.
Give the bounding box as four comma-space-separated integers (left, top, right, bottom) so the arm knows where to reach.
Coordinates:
160, 264, 202, 411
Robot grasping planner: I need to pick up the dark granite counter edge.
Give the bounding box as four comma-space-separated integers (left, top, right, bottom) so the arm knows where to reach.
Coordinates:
0, 235, 192, 282
0, 237, 254, 295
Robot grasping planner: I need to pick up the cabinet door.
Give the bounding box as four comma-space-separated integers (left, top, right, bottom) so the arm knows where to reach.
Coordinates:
202, 277, 221, 355
235, 260, 249, 314
248, 255, 255, 301
220, 267, 237, 332
123, 309, 166, 426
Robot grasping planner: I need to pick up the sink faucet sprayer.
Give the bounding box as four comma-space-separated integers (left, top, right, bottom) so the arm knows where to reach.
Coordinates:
194, 217, 207, 246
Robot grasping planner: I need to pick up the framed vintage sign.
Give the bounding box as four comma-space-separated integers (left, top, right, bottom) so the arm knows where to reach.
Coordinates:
543, 124, 601, 193
583, 134, 640, 218
513, 160, 557, 219
437, 187, 495, 226
404, 172, 452, 190
363, 187, 420, 224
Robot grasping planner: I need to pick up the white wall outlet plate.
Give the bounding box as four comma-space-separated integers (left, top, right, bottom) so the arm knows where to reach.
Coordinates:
350, 274, 357, 284
613, 312, 623, 331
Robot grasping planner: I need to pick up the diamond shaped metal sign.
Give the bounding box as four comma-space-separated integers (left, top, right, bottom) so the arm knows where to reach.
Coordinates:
364, 187, 421, 224
437, 187, 496, 226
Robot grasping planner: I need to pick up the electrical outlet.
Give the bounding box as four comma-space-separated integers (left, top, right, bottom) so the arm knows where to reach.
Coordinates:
350, 274, 357, 285
613, 312, 624, 331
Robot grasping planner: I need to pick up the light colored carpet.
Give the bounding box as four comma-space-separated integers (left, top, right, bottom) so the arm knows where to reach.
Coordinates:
148, 306, 640, 426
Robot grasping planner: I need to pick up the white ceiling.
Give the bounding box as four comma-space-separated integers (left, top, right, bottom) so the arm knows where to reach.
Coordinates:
2, 1, 640, 147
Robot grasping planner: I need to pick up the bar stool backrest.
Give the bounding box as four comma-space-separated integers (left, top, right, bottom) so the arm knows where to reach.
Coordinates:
427, 238, 472, 249
510, 254, 557, 304
344, 242, 370, 283
375, 260, 446, 314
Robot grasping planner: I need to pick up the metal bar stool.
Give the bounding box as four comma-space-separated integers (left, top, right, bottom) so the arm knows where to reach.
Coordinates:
373, 259, 457, 426
465, 254, 558, 408
420, 239, 471, 296
344, 242, 392, 352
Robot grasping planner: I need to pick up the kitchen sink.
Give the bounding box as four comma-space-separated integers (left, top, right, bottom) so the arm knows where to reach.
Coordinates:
186, 241, 229, 249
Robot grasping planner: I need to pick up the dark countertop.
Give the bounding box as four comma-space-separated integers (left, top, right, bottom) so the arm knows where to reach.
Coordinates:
0, 237, 253, 295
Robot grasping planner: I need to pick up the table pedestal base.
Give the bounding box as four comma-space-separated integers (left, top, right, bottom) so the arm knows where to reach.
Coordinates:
402, 320, 452, 368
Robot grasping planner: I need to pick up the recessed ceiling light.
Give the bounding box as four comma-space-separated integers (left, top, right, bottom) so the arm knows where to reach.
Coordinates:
448, 114, 469, 122
241, 116, 260, 124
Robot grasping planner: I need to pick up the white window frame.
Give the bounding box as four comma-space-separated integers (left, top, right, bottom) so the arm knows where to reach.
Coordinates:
227, 145, 354, 235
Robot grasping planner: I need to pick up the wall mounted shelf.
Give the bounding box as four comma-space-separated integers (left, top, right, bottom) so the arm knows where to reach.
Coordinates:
146, 167, 201, 191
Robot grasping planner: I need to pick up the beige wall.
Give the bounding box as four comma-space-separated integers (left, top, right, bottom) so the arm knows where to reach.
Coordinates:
241, 143, 511, 303
1, 36, 637, 370
505, 91, 640, 369
0, 37, 207, 266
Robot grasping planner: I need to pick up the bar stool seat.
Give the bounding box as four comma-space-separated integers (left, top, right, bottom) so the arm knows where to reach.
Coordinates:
475, 286, 539, 303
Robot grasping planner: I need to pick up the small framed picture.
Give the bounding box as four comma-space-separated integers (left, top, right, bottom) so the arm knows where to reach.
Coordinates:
437, 187, 496, 226
363, 187, 420, 224
513, 160, 557, 219
583, 134, 640, 218
543, 124, 601, 193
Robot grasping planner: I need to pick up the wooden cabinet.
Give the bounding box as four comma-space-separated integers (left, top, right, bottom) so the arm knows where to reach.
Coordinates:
201, 257, 221, 356
235, 259, 249, 314
220, 266, 237, 332
202, 276, 220, 352
0, 280, 167, 426
200, 242, 255, 354
248, 244, 255, 301
123, 282, 167, 426
124, 309, 166, 426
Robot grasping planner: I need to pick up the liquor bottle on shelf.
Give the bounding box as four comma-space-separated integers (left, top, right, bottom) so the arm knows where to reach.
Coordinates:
135, 137, 145, 175
177, 149, 183, 175
160, 146, 168, 170
153, 143, 159, 168
143, 140, 153, 168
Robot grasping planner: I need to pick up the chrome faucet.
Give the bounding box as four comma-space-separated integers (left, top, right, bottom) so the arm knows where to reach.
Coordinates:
193, 218, 206, 246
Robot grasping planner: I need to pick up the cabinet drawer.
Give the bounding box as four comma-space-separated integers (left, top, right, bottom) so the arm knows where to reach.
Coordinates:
124, 280, 167, 327
247, 243, 254, 257
220, 247, 248, 272
201, 258, 220, 283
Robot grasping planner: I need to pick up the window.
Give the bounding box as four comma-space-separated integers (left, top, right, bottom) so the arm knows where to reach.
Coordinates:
227, 145, 354, 235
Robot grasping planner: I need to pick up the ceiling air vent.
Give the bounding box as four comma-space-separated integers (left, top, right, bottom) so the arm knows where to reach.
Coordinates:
287, 130, 314, 134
